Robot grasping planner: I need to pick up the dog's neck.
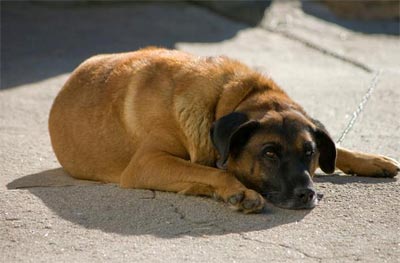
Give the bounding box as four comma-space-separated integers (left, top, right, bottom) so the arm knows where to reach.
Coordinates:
214, 70, 290, 120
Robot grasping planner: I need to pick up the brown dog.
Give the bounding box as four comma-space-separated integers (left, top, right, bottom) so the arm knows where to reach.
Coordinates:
49, 47, 399, 213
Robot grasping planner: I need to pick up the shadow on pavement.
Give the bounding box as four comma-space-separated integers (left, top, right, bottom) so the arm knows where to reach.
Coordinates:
8, 168, 311, 238
8, 169, 396, 238
3, 1, 398, 90
191, 1, 399, 36
7, 168, 100, 189
1, 2, 245, 89
301, 1, 400, 35
314, 174, 397, 185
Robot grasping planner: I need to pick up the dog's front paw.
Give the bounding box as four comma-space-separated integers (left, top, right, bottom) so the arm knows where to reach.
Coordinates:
342, 153, 400, 178
226, 189, 266, 213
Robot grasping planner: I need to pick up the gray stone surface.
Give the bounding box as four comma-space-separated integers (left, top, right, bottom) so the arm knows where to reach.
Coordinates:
340, 70, 400, 158
260, 1, 400, 70
1, 1, 399, 262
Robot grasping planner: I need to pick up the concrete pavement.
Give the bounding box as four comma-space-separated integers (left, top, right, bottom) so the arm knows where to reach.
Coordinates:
1, 1, 399, 262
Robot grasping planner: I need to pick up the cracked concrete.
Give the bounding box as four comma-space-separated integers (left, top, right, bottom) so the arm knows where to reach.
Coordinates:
1, 1, 400, 262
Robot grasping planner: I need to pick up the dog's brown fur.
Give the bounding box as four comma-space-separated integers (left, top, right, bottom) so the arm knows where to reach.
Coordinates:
49, 48, 399, 213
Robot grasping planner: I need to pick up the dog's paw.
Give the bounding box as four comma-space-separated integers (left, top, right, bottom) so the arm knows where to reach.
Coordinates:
342, 153, 400, 178
227, 189, 266, 213
362, 155, 400, 177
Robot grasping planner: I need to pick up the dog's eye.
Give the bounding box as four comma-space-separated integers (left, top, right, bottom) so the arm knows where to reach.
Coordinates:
304, 142, 316, 158
305, 149, 315, 157
262, 143, 281, 161
264, 150, 278, 160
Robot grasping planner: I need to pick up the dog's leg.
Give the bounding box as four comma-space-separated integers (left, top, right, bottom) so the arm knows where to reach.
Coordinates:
336, 147, 400, 177
120, 147, 265, 213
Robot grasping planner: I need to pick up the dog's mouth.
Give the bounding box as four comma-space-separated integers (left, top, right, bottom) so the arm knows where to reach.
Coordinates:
262, 191, 324, 210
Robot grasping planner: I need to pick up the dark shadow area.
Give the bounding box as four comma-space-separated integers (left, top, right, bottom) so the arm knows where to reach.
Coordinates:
7, 168, 100, 189
189, 1, 399, 36
301, 1, 400, 35
191, 0, 272, 26
0, 1, 246, 89
7, 169, 310, 238
314, 173, 397, 185
2, 1, 398, 89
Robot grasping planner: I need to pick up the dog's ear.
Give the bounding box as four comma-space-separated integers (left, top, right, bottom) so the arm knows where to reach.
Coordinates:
210, 112, 260, 169
313, 119, 337, 174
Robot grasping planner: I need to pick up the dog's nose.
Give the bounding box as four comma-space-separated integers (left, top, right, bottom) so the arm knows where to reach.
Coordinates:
294, 187, 316, 205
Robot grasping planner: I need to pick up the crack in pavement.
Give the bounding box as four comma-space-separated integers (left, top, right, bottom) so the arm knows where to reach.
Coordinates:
167, 201, 209, 224
163, 198, 229, 236
263, 27, 374, 73
193, 2, 374, 73
238, 233, 322, 261
238, 233, 360, 262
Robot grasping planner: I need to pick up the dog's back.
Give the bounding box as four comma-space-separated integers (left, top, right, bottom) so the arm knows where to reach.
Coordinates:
49, 48, 254, 183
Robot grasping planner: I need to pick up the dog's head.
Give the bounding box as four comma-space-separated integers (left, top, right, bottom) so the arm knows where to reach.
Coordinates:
211, 111, 336, 209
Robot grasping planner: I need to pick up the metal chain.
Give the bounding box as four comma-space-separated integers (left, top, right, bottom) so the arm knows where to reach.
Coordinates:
336, 70, 383, 145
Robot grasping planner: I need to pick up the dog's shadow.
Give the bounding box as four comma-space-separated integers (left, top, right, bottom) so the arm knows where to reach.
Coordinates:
313, 173, 397, 184
7, 168, 315, 238
9, 169, 395, 238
